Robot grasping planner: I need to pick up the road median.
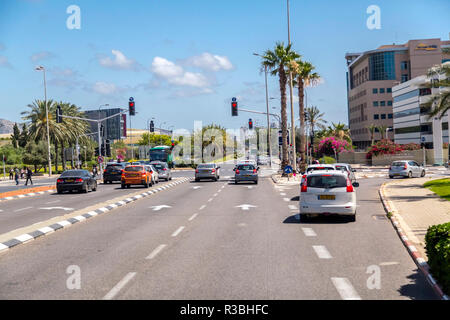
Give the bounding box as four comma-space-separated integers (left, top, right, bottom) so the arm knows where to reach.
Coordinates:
0, 185, 56, 202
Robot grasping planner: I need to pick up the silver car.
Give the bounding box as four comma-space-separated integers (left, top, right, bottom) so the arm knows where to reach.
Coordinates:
389, 160, 425, 178
195, 163, 220, 181
150, 161, 172, 181
234, 163, 259, 184
333, 163, 357, 183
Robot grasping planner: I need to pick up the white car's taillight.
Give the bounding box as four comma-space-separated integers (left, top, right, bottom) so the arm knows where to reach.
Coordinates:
346, 178, 354, 192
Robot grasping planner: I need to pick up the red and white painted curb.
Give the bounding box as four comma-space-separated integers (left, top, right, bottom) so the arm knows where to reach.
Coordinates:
0, 188, 56, 202
379, 182, 448, 300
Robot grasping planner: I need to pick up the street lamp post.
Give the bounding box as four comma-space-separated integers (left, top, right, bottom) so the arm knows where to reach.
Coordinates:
35, 66, 52, 177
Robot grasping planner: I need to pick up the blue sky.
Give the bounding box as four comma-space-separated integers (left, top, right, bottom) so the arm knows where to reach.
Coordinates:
0, 0, 449, 131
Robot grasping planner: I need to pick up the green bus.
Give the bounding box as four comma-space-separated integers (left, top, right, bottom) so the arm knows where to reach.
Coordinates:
149, 145, 173, 167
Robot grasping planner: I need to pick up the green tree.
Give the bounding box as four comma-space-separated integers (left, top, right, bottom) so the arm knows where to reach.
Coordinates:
377, 125, 389, 140
11, 123, 20, 148
420, 63, 450, 119
261, 42, 300, 168
23, 140, 51, 173
138, 133, 172, 147
305, 105, 327, 146
367, 124, 377, 146
18, 123, 29, 148
289, 59, 320, 167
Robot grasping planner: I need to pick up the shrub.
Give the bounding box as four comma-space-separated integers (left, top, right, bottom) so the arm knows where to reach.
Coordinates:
366, 139, 420, 159
425, 222, 450, 295
318, 156, 336, 164
318, 136, 352, 156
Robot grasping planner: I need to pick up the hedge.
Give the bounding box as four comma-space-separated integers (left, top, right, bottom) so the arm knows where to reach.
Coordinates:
425, 222, 450, 295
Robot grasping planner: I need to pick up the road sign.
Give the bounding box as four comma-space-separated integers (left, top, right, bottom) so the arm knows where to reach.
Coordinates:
421, 136, 426, 142
284, 165, 293, 174
98, 156, 104, 163
129, 97, 134, 102
232, 97, 237, 102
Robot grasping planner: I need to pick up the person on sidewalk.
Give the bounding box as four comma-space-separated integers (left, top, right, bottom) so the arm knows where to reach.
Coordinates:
14, 167, 19, 185
25, 167, 33, 186
9, 168, 14, 180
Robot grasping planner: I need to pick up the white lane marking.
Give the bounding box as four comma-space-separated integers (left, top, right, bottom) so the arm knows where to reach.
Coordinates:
280, 193, 286, 196
45, 200, 61, 204
288, 205, 297, 210
199, 205, 206, 210
379, 261, 399, 266
146, 244, 167, 260
213, 193, 218, 197
302, 228, 317, 237
150, 205, 171, 211
0, 209, 3, 212
331, 277, 362, 300
207, 198, 213, 202
171, 226, 185, 237
235, 204, 257, 211
103, 272, 137, 300
283, 198, 290, 202
192, 186, 202, 190
312, 245, 332, 259
14, 206, 33, 212
188, 213, 198, 221
217, 189, 222, 193
221, 185, 225, 189
39, 207, 73, 211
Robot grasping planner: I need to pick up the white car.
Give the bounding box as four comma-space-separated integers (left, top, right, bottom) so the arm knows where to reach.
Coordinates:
333, 163, 357, 183
305, 164, 336, 174
299, 170, 359, 222
145, 165, 159, 184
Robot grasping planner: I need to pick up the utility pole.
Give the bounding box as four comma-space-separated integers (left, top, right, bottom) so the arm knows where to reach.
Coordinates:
287, 0, 297, 172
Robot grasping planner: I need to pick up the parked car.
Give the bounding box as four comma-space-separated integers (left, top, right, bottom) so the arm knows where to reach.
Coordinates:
333, 163, 357, 183
121, 165, 153, 188
57, 169, 97, 194
195, 163, 220, 181
299, 170, 359, 222
150, 161, 172, 181
145, 164, 159, 184
103, 162, 127, 184
389, 160, 425, 178
234, 163, 259, 184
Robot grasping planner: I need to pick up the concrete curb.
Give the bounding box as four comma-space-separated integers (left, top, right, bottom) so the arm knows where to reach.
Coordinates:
0, 177, 192, 255
0, 187, 56, 202
378, 182, 449, 300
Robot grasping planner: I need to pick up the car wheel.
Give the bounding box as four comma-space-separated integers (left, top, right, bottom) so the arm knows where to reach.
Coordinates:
348, 214, 356, 222
57, 189, 63, 194
408, 171, 412, 178
389, 175, 394, 179
121, 183, 125, 189
127, 184, 130, 189
300, 214, 309, 222
103, 180, 107, 184
214, 177, 217, 181
235, 180, 238, 184
421, 170, 425, 177
195, 178, 199, 182
255, 180, 258, 184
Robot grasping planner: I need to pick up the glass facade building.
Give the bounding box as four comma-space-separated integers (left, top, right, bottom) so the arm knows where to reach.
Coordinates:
369, 52, 396, 81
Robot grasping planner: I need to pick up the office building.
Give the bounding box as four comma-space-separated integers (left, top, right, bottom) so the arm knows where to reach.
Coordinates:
83, 108, 126, 142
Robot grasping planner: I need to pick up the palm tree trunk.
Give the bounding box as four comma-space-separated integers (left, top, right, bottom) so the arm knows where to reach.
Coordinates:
298, 78, 306, 168
54, 140, 59, 173
279, 66, 289, 168
61, 141, 66, 171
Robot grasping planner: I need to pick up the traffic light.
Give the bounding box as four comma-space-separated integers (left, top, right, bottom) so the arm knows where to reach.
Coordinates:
150, 120, 154, 133
100, 124, 105, 137
249, 118, 253, 130
105, 139, 111, 157
94, 147, 99, 157
231, 98, 238, 116
101, 143, 106, 157
129, 101, 135, 116
56, 105, 63, 123
171, 140, 175, 150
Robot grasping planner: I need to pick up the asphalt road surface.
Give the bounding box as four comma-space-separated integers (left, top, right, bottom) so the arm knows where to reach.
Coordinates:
0, 163, 437, 299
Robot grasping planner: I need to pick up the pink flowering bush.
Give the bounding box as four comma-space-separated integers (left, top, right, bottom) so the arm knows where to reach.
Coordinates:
318, 136, 353, 156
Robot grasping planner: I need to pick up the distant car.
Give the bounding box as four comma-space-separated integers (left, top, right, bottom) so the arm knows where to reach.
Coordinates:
57, 169, 97, 194
145, 165, 159, 184
103, 162, 127, 184
234, 163, 259, 184
299, 170, 359, 222
195, 163, 220, 181
121, 165, 153, 188
257, 155, 270, 165
150, 161, 172, 181
304, 164, 336, 174
333, 163, 357, 183
389, 160, 425, 178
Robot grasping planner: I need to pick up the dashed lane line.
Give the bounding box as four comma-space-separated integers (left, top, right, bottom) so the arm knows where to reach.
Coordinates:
312, 245, 332, 259
199, 205, 206, 210
331, 277, 362, 300
188, 213, 198, 221
13, 207, 33, 213
171, 226, 185, 237
103, 272, 137, 300
146, 244, 167, 260
302, 228, 317, 237
288, 205, 297, 210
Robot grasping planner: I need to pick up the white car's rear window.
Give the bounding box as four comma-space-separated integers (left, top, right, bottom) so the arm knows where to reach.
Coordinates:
307, 175, 347, 188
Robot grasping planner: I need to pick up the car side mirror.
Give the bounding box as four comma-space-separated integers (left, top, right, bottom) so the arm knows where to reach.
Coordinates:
233, 168, 236, 171
217, 166, 220, 169
352, 169, 356, 172
257, 167, 260, 171
352, 182, 359, 188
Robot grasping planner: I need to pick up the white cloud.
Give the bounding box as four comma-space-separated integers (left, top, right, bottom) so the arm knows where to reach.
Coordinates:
151, 57, 209, 88
0, 55, 12, 68
98, 50, 138, 70
31, 51, 54, 62
92, 81, 119, 95
186, 52, 233, 71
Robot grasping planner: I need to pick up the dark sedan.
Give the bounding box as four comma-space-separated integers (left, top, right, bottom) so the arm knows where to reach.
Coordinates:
57, 170, 97, 194
103, 162, 127, 184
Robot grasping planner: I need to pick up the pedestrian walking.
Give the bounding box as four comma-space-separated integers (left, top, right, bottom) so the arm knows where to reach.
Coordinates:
25, 167, 33, 186
14, 167, 19, 185
92, 164, 98, 178
9, 168, 14, 180
20, 168, 25, 179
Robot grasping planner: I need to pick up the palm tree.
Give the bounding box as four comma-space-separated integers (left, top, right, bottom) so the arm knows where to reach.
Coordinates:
367, 124, 377, 146
377, 125, 388, 140
261, 42, 300, 168
289, 59, 320, 165
330, 122, 351, 143
305, 105, 327, 140
420, 63, 450, 119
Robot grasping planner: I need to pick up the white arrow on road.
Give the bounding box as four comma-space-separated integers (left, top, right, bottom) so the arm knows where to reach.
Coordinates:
192, 186, 203, 190
39, 207, 74, 211
246, 186, 253, 189
235, 204, 257, 211
150, 205, 172, 211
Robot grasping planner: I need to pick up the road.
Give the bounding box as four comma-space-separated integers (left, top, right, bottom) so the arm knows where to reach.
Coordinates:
0, 163, 437, 299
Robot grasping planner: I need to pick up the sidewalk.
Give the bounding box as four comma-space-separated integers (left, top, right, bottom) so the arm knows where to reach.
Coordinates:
381, 177, 450, 260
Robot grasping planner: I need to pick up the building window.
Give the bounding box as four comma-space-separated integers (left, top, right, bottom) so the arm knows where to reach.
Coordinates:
373, 101, 379, 107
373, 88, 378, 94
388, 113, 393, 119
380, 101, 386, 106
380, 88, 385, 94
401, 74, 409, 83
394, 107, 420, 119
369, 51, 396, 80
419, 88, 431, 96
374, 114, 379, 120
387, 100, 393, 106
387, 88, 392, 93
381, 114, 386, 119
393, 90, 419, 103
401, 61, 408, 70
395, 126, 421, 134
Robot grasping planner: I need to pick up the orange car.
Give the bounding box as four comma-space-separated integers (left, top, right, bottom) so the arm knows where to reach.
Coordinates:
121, 165, 153, 188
